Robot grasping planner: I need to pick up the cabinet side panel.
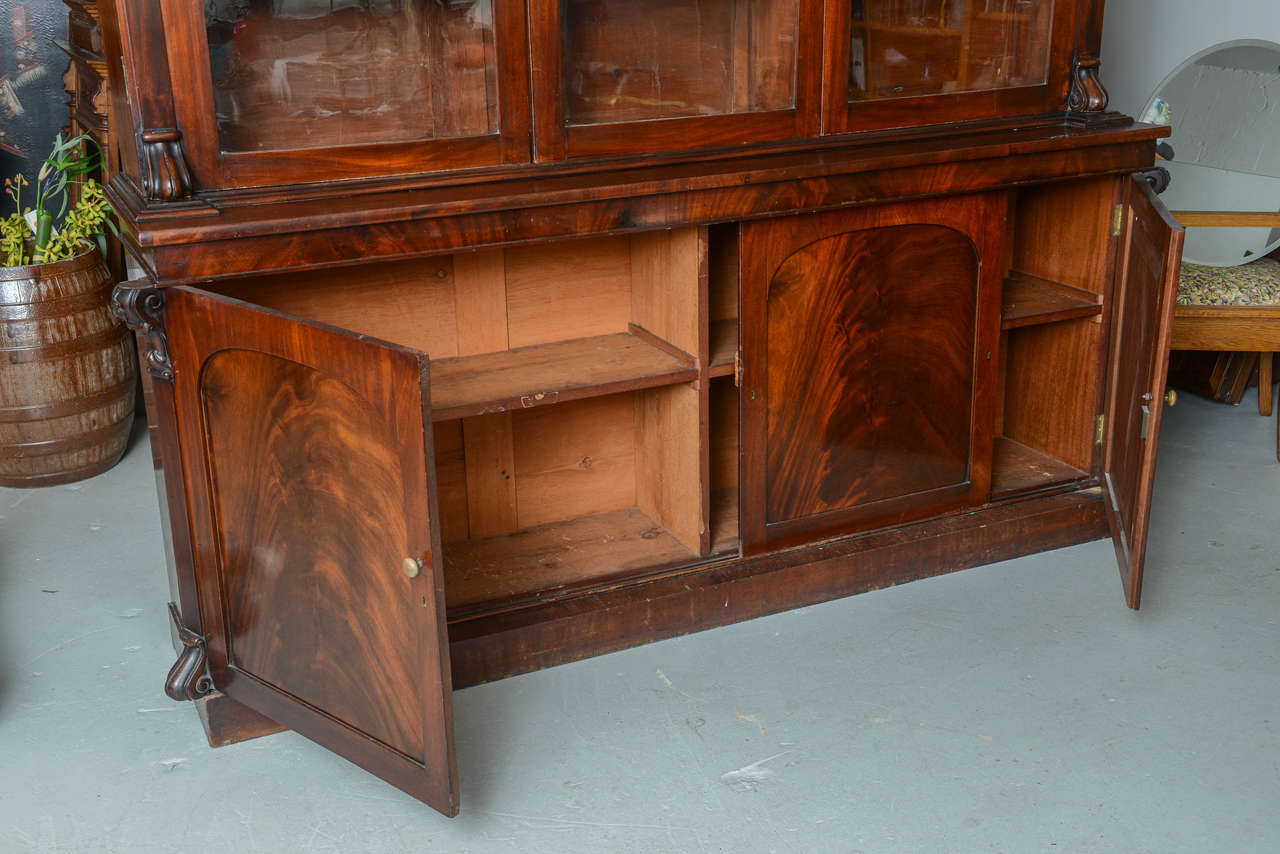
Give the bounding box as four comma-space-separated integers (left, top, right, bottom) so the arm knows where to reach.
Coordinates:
630, 227, 703, 355
635, 383, 705, 553
711, 377, 739, 492
1002, 319, 1102, 473
1013, 177, 1116, 294
708, 223, 740, 323
207, 259, 462, 357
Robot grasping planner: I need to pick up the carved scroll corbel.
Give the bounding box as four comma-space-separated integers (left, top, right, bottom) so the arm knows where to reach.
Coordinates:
1067, 55, 1110, 114
112, 280, 174, 383
165, 602, 214, 701
139, 128, 193, 202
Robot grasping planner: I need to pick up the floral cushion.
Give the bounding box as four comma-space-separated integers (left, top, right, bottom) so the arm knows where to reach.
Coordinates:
1177, 257, 1280, 306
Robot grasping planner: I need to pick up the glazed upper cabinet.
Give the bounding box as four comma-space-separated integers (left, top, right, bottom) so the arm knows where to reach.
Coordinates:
529, 0, 825, 159
105, 0, 1108, 193
156, 0, 532, 187
823, 0, 1080, 133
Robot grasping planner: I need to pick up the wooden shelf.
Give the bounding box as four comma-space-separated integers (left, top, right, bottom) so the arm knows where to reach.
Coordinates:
1001, 272, 1102, 330
976, 10, 1032, 22
991, 436, 1089, 499
709, 318, 737, 378
430, 331, 696, 421
856, 22, 963, 37
443, 507, 697, 612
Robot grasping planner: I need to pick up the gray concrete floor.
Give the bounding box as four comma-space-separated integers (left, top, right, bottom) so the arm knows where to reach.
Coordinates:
2, 390, 1278, 854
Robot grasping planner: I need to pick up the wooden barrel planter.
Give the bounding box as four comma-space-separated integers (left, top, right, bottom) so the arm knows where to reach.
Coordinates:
0, 247, 136, 487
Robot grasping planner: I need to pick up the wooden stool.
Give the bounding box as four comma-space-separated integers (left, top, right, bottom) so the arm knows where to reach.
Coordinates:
1171, 255, 1280, 460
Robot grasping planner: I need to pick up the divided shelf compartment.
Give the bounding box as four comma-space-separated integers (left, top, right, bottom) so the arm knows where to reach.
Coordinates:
209, 226, 727, 615
992, 177, 1116, 498
707, 222, 741, 552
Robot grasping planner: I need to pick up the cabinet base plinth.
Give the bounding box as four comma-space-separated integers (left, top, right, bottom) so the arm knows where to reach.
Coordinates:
448, 488, 1109, 688
196, 691, 287, 748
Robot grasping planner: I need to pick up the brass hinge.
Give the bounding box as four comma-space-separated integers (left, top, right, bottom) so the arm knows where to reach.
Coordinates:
1139, 392, 1154, 440
733, 350, 743, 388
1095, 414, 1105, 444
1112, 203, 1125, 237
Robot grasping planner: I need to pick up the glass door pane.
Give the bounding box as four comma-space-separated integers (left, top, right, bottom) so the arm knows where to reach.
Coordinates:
205, 0, 499, 152
563, 0, 799, 126
850, 0, 1053, 101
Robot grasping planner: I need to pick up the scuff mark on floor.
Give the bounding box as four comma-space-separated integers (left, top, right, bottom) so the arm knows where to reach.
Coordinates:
736, 710, 768, 736
21, 626, 114, 667
719, 751, 789, 791
159, 758, 186, 770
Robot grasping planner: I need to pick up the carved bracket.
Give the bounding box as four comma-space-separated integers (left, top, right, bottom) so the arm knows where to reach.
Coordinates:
165, 602, 214, 702
139, 127, 193, 202
112, 280, 174, 382
1067, 55, 1110, 114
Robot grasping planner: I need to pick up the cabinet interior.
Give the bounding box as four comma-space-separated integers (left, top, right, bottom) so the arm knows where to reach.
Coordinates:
202, 177, 1116, 616
708, 222, 741, 555
208, 226, 740, 616
993, 177, 1115, 498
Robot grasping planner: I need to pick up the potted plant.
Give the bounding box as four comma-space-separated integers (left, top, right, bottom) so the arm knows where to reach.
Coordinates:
0, 133, 136, 487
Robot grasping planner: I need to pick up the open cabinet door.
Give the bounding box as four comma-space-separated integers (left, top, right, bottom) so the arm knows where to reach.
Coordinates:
164, 287, 459, 815
1103, 174, 1185, 610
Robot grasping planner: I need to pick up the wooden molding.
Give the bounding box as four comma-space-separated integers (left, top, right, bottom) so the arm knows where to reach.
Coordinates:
112, 279, 174, 382
1067, 55, 1109, 114
164, 602, 214, 701
1172, 211, 1280, 228
139, 127, 193, 201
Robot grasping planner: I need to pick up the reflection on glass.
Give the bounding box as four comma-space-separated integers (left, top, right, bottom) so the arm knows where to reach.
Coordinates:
850, 0, 1052, 100
206, 0, 498, 152
564, 0, 799, 126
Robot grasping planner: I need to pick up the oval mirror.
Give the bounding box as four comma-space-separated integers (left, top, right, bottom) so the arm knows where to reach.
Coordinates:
1141, 39, 1280, 267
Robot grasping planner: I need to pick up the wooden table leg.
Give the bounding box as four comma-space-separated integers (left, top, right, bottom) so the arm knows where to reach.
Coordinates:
1260, 353, 1274, 417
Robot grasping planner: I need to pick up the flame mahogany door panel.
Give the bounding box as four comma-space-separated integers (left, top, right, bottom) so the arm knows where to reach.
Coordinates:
1103, 175, 1184, 609
165, 287, 458, 815
740, 194, 1006, 553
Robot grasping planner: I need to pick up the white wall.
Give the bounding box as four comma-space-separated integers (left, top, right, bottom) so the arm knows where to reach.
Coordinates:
1100, 0, 1280, 117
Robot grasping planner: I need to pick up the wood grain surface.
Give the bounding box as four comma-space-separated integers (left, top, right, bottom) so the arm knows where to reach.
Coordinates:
1103, 175, 1184, 609
167, 286, 458, 814
762, 223, 979, 522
